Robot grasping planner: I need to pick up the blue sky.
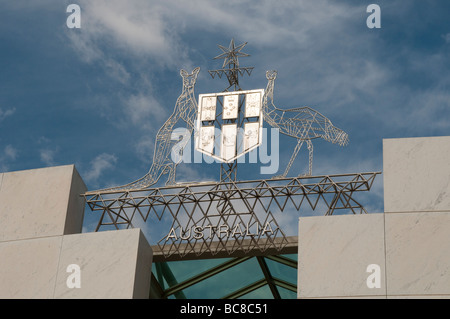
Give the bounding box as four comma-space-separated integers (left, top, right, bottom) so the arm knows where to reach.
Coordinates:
1, 1, 450, 235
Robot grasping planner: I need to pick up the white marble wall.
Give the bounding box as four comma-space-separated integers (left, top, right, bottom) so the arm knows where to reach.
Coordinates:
384, 136, 450, 298
298, 136, 450, 299
0, 165, 87, 242
298, 214, 386, 299
0, 229, 152, 299
54, 229, 153, 299
0, 165, 153, 299
298, 212, 450, 299
0, 236, 63, 298
385, 212, 450, 297
383, 136, 450, 213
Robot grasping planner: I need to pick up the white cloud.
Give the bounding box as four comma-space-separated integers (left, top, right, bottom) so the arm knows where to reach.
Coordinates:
134, 135, 154, 164
0, 107, 16, 122
64, 0, 449, 188
173, 164, 215, 184
0, 145, 18, 172
68, 0, 188, 67
65, 0, 368, 127
443, 33, 450, 44
39, 148, 57, 166
84, 153, 118, 184
37, 137, 59, 167
4, 145, 17, 161
67, 0, 359, 72
104, 58, 131, 85
405, 89, 450, 132
124, 93, 167, 129
65, 31, 102, 63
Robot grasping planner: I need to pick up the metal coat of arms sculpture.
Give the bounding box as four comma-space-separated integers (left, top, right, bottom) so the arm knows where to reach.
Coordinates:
84, 39, 380, 259
196, 89, 264, 163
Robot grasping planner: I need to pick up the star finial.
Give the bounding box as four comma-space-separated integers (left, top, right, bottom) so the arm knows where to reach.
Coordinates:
209, 39, 254, 90
214, 38, 250, 69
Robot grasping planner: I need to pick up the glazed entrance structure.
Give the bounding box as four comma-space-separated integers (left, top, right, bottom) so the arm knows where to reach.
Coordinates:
83, 39, 380, 298
84, 172, 379, 299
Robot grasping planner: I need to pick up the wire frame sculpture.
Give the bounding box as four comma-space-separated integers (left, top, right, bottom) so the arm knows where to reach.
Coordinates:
208, 38, 254, 91
84, 172, 380, 259
263, 70, 349, 177
83, 40, 378, 260
93, 67, 201, 192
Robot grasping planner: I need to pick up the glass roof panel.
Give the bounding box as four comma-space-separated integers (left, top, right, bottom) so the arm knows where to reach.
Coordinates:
172, 257, 265, 299
151, 253, 299, 299
153, 263, 169, 290
238, 284, 274, 299
277, 285, 297, 299
153, 257, 232, 287
264, 258, 297, 285
281, 254, 298, 262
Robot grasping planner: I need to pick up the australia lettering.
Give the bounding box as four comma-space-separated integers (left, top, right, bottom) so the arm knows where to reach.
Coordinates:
165, 221, 277, 242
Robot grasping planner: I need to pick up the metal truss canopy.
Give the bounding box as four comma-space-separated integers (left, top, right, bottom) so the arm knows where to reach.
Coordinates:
150, 254, 298, 299
84, 172, 380, 259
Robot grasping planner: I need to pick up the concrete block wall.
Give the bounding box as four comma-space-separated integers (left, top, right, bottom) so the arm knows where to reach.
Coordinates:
0, 165, 153, 299
298, 136, 450, 298
298, 214, 387, 298
383, 136, 450, 298
0, 165, 86, 242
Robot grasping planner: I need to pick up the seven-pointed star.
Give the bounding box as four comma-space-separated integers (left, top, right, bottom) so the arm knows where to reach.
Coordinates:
214, 38, 250, 69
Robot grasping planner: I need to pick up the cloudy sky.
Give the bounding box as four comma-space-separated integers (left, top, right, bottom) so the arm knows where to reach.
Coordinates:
1, 1, 450, 235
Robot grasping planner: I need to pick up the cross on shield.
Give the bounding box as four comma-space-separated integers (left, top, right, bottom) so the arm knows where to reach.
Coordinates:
195, 89, 264, 163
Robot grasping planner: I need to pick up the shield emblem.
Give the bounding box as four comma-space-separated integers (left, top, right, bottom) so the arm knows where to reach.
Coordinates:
195, 89, 264, 163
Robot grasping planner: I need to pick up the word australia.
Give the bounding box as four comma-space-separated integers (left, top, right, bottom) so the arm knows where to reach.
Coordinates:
165, 221, 278, 242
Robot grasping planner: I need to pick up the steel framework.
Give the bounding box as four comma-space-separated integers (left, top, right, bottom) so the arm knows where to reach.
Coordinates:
93, 67, 201, 192
88, 40, 350, 192
208, 38, 253, 91
208, 39, 255, 183
263, 70, 349, 177
83, 40, 377, 260
84, 172, 380, 259
150, 254, 298, 299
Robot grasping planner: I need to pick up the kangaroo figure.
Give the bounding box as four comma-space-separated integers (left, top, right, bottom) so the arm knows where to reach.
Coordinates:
263, 70, 349, 177
96, 67, 200, 192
